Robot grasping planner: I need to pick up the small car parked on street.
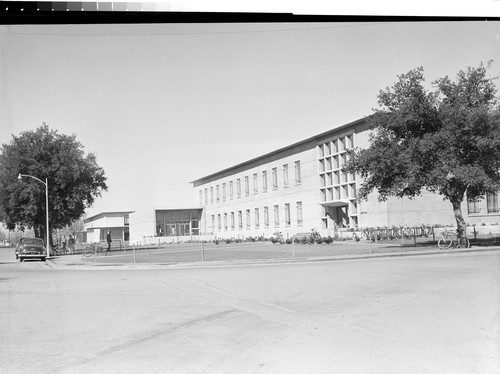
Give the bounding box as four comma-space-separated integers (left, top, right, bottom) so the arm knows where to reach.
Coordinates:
16, 238, 46, 262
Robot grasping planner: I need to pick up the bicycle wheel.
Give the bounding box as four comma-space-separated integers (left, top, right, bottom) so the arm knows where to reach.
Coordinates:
457, 238, 470, 249
96, 245, 106, 256
438, 238, 452, 249
83, 245, 94, 257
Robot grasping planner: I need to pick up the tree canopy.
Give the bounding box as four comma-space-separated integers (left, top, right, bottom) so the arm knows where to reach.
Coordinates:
0, 124, 107, 243
345, 62, 500, 236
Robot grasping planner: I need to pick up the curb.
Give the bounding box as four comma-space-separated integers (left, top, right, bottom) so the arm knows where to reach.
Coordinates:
45, 246, 500, 271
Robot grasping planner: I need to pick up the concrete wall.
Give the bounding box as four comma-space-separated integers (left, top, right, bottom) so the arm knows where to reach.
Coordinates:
84, 216, 126, 229
129, 210, 155, 244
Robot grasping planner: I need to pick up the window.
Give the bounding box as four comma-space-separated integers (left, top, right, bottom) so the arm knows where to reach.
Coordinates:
487, 192, 499, 213
204, 188, 208, 205
297, 201, 303, 226
283, 164, 289, 188
253, 173, 258, 194
262, 170, 268, 192
468, 199, 480, 214
211, 215, 215, 231
216, 185, 220, 203
264, 206, 269, 228
272, 167, 278, 189
229, 181, 234, 200
237, 179, 241, 198
246, 209, 251, 229
231, 212, 235, 230
255, 208, 260, 228
222, 183, 226, 201
295, 161, 301, 184
285, 203, 291, 226
224, 213, 228, 230
238, 210, 243, 229
199, 190, 202, 205
245, 176, 250, 196
217, 214, 221, 232
274, 205, 280, 227
210, 187, 214, 204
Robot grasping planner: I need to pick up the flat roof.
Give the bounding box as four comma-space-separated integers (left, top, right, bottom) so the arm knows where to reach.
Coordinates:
191, 116, 370, 185
84, 211, 135, 223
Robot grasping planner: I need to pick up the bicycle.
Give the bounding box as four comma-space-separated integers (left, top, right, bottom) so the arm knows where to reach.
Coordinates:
83, 242, 107, 257
438, 227, 470, 249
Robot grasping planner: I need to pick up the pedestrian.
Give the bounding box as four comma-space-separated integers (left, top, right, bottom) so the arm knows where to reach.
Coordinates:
62, 235, 67, 254
68, 235, 75, 254
106, 231, 112, 252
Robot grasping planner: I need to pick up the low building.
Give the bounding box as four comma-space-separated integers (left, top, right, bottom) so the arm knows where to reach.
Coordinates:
83, 211, 133, 244
128, 207, 202, 244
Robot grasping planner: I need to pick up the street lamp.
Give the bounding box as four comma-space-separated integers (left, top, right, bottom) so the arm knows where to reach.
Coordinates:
18, 173, 50, 259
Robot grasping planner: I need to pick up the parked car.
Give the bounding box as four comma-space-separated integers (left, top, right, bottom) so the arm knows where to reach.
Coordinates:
17, 238, 46, 262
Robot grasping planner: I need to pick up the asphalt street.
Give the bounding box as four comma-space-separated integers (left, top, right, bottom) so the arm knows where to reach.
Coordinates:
1, 247, 499, 373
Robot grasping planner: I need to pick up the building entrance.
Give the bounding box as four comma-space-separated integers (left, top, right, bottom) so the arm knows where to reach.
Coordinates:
324, 205, 349, 228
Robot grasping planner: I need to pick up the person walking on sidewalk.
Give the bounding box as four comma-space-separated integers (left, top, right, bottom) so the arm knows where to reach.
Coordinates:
106, 231, 112, 252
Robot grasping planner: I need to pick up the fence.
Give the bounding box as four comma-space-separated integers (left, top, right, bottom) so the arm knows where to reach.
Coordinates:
53, 224, 500, 264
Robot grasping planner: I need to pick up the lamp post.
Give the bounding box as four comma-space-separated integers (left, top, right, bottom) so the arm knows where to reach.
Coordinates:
18, 173, 50, 259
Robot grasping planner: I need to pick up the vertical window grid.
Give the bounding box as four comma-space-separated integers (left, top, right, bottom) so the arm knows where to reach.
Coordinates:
264, 206, 269, 228
487, 192, 499, 213
297, 201, 303, 226
283, 164, 289, 188
274, 205, 279, 228
238, 210, 243, 229
285, 203, 291, 226
295, 160, 301, 185
244, 176, 249, 197
246, 209, 251, 229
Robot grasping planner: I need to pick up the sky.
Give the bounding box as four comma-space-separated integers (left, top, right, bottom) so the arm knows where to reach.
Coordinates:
1, 17, 500, 218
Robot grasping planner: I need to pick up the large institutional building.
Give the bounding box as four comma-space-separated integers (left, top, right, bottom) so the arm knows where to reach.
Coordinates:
84, 117, 500, 244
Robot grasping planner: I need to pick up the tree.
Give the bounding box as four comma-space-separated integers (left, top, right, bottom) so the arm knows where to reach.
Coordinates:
345, 62, 500, 238
0, 124, 107, 245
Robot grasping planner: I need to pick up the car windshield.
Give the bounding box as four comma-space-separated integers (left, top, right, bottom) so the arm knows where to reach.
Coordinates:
24, 239, 43, 246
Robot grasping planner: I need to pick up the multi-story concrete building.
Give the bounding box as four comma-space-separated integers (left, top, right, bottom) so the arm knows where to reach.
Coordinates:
97, 116, 498, 244
190, 117, 500, 240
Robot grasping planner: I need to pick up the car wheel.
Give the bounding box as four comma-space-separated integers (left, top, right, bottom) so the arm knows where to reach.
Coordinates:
19, 258, 24, 262
41, 257, 46, 261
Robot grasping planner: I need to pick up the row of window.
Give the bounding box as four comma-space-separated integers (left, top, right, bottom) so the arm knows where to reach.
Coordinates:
318, 134, 354, 158
468, 192, 500, 214
321, 183, 357, 202
210, 202, 303, 232
320, 171, 356, 187
200, 161, 302, 205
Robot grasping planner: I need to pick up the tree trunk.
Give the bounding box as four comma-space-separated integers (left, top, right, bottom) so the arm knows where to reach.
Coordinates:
451, 198, 466, 239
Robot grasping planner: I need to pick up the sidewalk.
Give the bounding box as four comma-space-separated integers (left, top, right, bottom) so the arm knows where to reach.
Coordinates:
45, 243, 500, 270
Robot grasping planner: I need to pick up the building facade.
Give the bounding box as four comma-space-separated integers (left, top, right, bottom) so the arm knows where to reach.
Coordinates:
83, 211, 132, 243
85, 117, 500, 243
191, 117, 500, 240
128, 208, 202, 244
